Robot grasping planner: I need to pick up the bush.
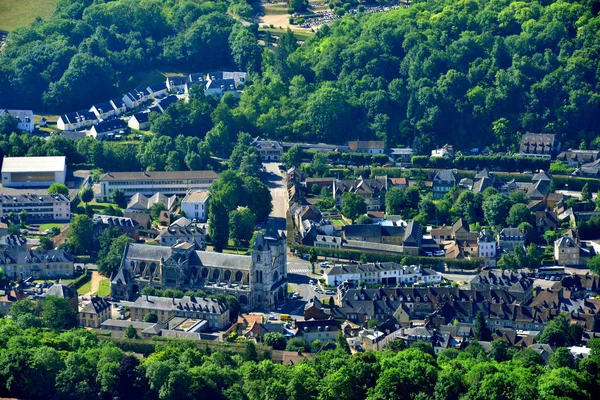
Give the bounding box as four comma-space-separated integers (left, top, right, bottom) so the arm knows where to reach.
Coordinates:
358, 5, 365, 12
297, 17, 305, 24
287, 8, 295, 14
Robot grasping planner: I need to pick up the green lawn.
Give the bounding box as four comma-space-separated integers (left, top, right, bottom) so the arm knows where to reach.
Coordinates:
259, 28, 314, 42
331, 218, 348, 228
94, 279, 110, 297
39, 223, 63, 232
77, 282, 91, 295
89, 201, 123, 214
0, 0, 58, 31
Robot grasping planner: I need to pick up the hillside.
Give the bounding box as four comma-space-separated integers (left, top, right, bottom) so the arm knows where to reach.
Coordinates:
0, 0, 58, 31
234, 0, 600, 153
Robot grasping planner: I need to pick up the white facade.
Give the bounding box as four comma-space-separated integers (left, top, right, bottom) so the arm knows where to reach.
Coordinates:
181, 190, 209, 222
0, 109, 35, 133
478, 230, 497, 259
0, 193, 71, 221
98, 171, 218, 202
324, 263, 443, 287
1, 156, 66, 188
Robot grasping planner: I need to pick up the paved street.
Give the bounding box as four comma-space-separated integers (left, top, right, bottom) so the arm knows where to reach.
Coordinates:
262, 162, 287, 233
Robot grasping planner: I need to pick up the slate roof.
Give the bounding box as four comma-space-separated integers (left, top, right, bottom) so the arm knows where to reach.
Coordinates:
0, 249, 72, 264
100, 170, 218, 182
93, 214, 138, 228
127, 192, 177, 211
147, 82, 167, 92
131, 294, 227, 314
91, 119, 127, 134
433, 169, 456, 184
131, 112, 149, 124
80, 296, 110, 314
45, 283, 76, 299
158, 95, 178, 111
343, 224, 405, 238
91, 101, 114, 113
520, 133, 560, 155
498, 228, 525, 240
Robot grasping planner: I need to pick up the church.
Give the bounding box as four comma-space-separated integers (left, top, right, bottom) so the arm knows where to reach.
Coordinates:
110, 232, 287, 310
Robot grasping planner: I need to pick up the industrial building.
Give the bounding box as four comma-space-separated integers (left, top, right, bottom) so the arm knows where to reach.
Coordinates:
1, 156, 66, 188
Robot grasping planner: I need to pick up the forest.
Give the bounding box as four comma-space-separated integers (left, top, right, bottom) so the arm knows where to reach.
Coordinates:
0, 316, 598, 400
1, 0, 600, 154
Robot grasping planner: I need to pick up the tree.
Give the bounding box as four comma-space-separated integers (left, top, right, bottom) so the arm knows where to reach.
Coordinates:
581, 183, 592, 202
15, 210, 28, 229
550, 347, 576, 369
588, 254, 600, 275
67, 214, 94, 254
336, 330, 351, 354
80, 186, 94, 207
208, 197, 229, 252
263, 332, 287, 350
518, 221, 537, 244
125, 325, 137, 339
474, 311, 492, 341
98, 235, 134, 276
39, 236, 53, 250
311, 339, 322, 352
112, 189, 126, 209
308, 247, 318, 273
281, 144, 303, 169
386, 339, 408, 352
483, 194, 512, 227
286, 338, 310, 353
244, 341, 258, 362
150, 203, 166, 220
490, 339, 512, 362
229, 207, 256, 246
242, 177, 273, 222
539, 314, 571, 348
367, 319, 378, 329
42, 296, 77, 329
341, 192, 367, 222
144, 313, 158, 323
507, 203, 534, 227
48, 183, 69, 196
0, 113, 18, 134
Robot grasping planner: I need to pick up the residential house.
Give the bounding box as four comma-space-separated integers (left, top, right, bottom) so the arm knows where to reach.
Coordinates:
343, 224, 406, 245
129, 295, 230, 330
79, 296, 111, 328
431, 144, 454, 158
89, 101, 116, 120
100, 319, 165, 338
286, 167, 306, 186
125, 192, 177, 213
432, 169, 456, 199
157, 95, 178, 113
387, 177, 408, 189
156, 225, 206, 249
92, 214, 140, 240
165, 76, 187, 92
519, 132, 561, 158
389, 148, 413, 163
122, 87, 150, 109
0, 249, 74, 281
305, 177, 334, 191
146, 82, 168, 98
44, 283, 78, 311
403, 220, 423, 256
534, 210, 559, 234
0, 109, 34, 133
57, 110, 98, 131
110, 98, 127, 116
348, 140, 385, 154
323, 262, 442, 287
497, 228, 526, 253
98, 170, 218, 202
452, 218, 477, 242
314, 235, 344, 249
89, 119, 127, 140
470, 270, 533, 303
295, 319, 340, 344
472, 169, 495, 194
251, 138, 283, 161
181, 190, 209, 222
333, 176, 387, 211
554, 236, 581, 266
184, 73, 207, 94
556, 150, 600, 167
205, 78, 238, 98
0, 289, 28, 315
478, 229, 496, 259
39, 117, 47, 127
128, 112, 150, 130
431, 227, 453, 243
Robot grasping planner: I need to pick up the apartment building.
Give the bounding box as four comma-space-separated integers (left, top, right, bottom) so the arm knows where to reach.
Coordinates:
0, 193, 70, 222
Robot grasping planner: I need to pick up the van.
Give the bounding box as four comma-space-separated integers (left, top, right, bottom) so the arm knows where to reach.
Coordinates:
280, 314, 293, 322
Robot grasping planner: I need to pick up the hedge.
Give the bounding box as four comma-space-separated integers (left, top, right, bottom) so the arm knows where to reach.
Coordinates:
290, 243, 482, 270
410, 155, 551, 172
68, 268, 91, 291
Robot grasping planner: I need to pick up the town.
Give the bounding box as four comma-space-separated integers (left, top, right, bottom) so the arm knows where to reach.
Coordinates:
1, 0, 600, 398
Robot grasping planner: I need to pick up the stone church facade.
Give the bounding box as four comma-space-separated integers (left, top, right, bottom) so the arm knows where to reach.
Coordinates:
111, 232, 287, 310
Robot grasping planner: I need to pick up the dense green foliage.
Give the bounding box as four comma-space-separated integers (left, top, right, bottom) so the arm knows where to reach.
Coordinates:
232, 0, 600, 153
0, 0, 264, 112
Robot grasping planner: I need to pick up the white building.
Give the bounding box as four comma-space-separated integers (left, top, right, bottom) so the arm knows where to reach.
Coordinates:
165, 76, 187, 92
110, 98, 127, 116
88, 119, 127, 140
97, 170, 218, 202
122, 87, 150, 109
251, 138, 283, 161
57, 110, 98, 131
0, 193, 70, 221
0, 109, 35, 133
128, 112, 150, 130
324, 262, 443, 287
89, 101, 117, 120
146, 82, 168, 99
478, 229, 496, 259
1, 156, 66, 188
181, 190, 209, 221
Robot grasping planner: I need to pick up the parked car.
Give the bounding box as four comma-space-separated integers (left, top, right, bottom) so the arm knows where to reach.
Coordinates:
433, 250, 445, 257
320, 261, 329, 267
325, 290, 336, 295
425, 251, 433, 257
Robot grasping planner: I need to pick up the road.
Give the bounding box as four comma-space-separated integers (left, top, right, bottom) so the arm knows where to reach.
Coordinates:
262, 162, 287, 233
